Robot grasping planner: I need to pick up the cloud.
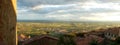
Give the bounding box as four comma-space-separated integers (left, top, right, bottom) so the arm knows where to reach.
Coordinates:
80, 2, 120, 11
27, 1, 120, 15
30, 4, 76, 14
79, 12, 120, 21
17, 0, 82, 7
17, 0, 120, 21
32, 4, 76, 10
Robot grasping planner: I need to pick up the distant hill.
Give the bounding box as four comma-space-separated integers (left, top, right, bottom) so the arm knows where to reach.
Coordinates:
17, 20, 120, 23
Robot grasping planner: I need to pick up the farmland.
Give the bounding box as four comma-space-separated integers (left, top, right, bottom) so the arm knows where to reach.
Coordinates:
17, 21, 120, 36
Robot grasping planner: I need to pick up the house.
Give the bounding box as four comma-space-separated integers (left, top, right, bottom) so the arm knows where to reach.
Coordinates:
18, 34, 30, 42
18, 34, 31, 45
76, 35, 104, 45
22, 35, 59, 45
104, 27, 120, 40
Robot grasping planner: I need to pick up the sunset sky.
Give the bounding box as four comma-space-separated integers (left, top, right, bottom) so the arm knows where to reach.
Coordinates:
17, 0, 120, 21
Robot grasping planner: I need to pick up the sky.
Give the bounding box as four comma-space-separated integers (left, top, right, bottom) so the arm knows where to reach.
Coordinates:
17, 0, 120, 21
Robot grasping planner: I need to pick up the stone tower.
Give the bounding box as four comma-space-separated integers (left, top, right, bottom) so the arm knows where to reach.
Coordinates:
0, 0, 16, 45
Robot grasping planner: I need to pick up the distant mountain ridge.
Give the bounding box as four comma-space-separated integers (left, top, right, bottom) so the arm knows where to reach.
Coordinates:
17, 20, 120, 23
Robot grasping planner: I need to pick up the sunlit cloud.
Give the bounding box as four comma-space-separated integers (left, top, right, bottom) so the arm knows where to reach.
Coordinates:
80, 12, 120, 21
81, 2, 120, 10
32, 4, 76, 10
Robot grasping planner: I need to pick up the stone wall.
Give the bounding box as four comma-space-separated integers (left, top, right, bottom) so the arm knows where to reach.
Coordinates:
0, 0, 16, 45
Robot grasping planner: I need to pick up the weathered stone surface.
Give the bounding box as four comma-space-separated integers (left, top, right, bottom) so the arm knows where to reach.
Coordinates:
0, 0, 16, 45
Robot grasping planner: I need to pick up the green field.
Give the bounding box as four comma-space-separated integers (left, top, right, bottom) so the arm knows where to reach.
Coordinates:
17, 22, 120, 36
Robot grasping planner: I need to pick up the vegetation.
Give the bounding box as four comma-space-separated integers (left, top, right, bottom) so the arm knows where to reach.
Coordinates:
76, 33, 85, 38
89, 39, 99, 45
58, 34, 76, 45
17, 22, 120, 36
17, 22, 120, 45
105, 37, 120, 45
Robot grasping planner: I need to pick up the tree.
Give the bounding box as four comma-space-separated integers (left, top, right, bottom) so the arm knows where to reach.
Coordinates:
115, 37, 120, 44
113, 37, 120, 45
76, 33, 85, 38
58, 34, 76, 45
90, 39, 99, 45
